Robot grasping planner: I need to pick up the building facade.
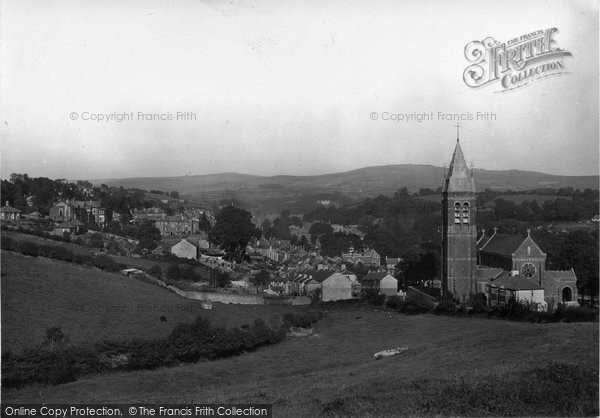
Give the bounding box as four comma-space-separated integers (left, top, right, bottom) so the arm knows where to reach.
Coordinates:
441, 135, 579, 308
441, 138, 477, 302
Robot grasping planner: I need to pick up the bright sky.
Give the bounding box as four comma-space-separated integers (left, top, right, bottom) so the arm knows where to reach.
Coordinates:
1, 0, 598, 180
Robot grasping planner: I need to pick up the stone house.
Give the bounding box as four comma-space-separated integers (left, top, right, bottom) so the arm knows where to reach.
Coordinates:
171, 238, 198, 260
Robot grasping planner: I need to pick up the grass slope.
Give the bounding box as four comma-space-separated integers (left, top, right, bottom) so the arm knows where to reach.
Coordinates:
1, 251, 302, 352
4, 307, 598, 416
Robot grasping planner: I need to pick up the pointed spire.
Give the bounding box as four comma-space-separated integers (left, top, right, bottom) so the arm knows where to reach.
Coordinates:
443, 136, 476, 193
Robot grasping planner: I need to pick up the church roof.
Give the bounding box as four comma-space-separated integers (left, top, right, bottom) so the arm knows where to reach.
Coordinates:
479, 233, 525, 256
489, 271, 544, 290
545, 269, 577, 281
476, 266, 505, 281
443, 139, 476, 193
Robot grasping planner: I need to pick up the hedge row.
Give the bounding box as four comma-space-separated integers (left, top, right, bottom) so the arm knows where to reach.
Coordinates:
1, 235, 124, 272
2, 224, 72, 243
432, 296, 598, 323
2, 311, 323, 389
375, 291, 598, 323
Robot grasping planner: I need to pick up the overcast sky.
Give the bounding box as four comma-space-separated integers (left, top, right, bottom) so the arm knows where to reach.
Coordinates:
1, 0, 598, 180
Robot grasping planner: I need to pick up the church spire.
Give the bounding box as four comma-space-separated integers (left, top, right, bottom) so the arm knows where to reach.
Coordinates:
443, 130, 476, 193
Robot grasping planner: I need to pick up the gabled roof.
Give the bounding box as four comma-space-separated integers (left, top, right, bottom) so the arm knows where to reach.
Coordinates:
489, 271, 544, 290
1, 202, 20, 213
479, 233, 526, 256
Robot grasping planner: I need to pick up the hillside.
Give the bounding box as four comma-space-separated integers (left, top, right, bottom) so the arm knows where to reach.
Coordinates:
0, 251, 302, 352
4, 308, 598, 416
94, 165, 599, 201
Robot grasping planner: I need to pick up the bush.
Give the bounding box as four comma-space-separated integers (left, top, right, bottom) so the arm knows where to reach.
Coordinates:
74, 253, 95, 266
92, 254, 122, 272
19, 241, 40, 256
385, 295, 403, 310
471, 293, 488, 313
398, 293, 435, 315
1, 344, 100, 388
434, 298, 459, 315
1, 235, 18, 251
282, 310, 323, 328
148, 264, 162, 279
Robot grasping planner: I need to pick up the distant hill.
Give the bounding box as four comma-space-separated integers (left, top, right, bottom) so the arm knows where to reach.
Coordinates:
95, 165, 599, 198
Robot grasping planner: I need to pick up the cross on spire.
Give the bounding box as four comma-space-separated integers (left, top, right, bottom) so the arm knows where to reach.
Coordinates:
455, 122, 461, 141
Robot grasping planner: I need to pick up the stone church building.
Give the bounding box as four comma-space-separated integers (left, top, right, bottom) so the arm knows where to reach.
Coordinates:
441, 137, 578, 308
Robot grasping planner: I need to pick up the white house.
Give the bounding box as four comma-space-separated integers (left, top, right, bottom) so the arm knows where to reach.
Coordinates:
171, 239, 197, 260
322, 272, 359, 302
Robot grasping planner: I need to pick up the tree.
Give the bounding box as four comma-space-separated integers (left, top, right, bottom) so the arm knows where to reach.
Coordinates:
250, 269, 271, 289
148, 264, 162, 279
136, 220, 161, 250
170, 191, 179, 199
209, 206, 261, 263
308, 222, 333, 244
166, 264, 181, 281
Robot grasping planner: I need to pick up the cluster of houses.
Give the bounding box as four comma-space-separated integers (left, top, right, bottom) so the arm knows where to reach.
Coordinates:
1, 199, 110, 236
132, 207, 213, 236
271, 269, 400, 302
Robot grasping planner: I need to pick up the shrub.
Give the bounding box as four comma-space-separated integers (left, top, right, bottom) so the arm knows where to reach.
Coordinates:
398, 292, 435, 315
92, 254, 122, 272
553, 305, 598, 322
1, 235, 17, 251
1, 344, 100, 388
166, 264, 182, 281
19, 241, 40, 257
74, 253, 94, 266
385, 295, 404, 310
471, 293, 488, 313
126, 339, 170, 370
48, 247, 75, 262
148, 264, 162, 279
434, 298, 459, 315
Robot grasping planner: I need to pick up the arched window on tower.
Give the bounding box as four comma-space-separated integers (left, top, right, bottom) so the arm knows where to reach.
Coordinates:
462, 203, 470, 224
454, 203, 461, 224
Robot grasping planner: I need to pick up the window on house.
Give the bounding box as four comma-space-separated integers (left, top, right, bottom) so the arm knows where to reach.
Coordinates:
462, 203, 470, 223
454, 203, 461, 224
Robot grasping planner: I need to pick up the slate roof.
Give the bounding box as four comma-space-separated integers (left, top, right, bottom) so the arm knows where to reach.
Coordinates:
476, 266, 505, 281
479, 233, 526, 256
489, 271, 544, 290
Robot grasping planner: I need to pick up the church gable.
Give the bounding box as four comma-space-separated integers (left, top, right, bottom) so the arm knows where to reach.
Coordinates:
513, 235, 546, 260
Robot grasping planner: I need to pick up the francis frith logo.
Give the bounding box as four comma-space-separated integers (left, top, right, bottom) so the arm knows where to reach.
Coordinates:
463, 28, 572, 92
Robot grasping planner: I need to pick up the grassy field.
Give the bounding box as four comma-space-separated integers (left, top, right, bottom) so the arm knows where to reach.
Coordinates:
0, 250, 304, 352
3, 301, 597, 416
3, 230, 210, 279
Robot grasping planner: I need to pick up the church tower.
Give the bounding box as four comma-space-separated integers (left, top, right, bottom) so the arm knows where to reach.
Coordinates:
442, 130, 477, 302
